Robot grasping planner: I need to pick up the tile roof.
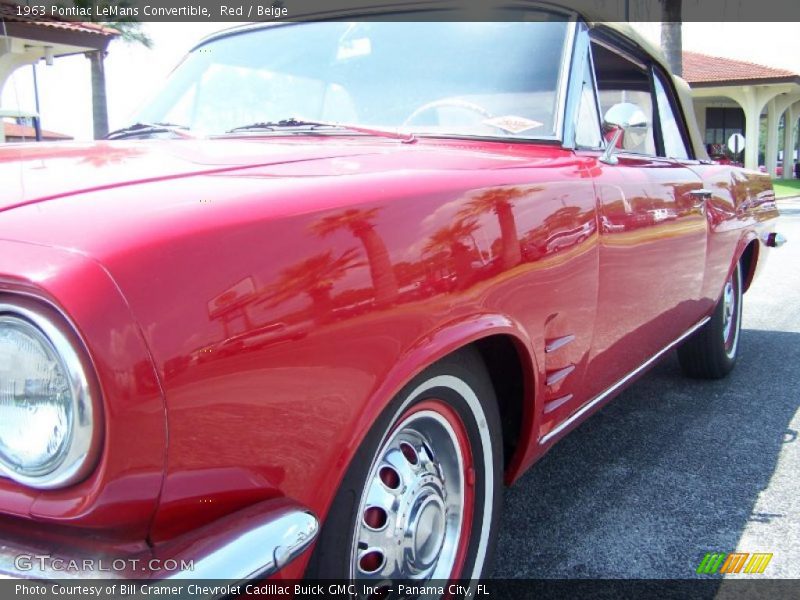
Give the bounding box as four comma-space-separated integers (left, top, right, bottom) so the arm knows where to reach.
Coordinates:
683, 51, 799, 85
3, 122, 72, 140
0, 2, 118, 36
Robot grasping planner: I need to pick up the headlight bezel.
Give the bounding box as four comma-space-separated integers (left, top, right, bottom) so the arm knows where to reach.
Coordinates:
0, 300, 102, 490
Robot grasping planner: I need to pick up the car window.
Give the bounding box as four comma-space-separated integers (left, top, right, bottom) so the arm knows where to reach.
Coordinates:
653, 72, 690, 159
136, 20, 571, 139
591, 42, 656, 156
575, 49, 603, 148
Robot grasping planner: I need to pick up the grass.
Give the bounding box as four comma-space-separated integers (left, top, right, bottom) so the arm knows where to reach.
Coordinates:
772, 179, 800, 198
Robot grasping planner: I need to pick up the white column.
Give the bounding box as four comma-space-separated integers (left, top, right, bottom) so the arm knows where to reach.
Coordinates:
0, 47, 40, 98
0, 39, 41, 134
729, 86, 763, 171
693, 101, 707, 142
765, 100, 779, 177
783, 105, 796, 180
744, 103, 761, 171
795, 105, 800, 180
723, 85, 787, 171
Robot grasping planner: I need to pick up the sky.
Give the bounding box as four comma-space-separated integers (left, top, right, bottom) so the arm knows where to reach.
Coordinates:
2, 21, 800, 141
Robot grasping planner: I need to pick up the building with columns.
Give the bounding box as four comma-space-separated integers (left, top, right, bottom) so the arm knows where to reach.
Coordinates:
684, 51, 800, 178
0, 2, 117, 142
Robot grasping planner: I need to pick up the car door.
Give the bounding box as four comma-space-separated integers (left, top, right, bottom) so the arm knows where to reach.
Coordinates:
574, 36, 709, 399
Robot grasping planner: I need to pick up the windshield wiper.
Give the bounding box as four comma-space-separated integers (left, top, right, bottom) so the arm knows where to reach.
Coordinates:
106, 122, 195, 140
224, 118, 416, 143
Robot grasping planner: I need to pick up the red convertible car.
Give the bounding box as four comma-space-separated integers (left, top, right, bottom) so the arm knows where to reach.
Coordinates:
0, 8, 786, 589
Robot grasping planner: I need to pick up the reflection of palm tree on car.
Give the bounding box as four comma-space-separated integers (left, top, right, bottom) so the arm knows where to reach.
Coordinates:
311, 208, 399, 306
78, 145, 144, 167
457, 187, 538, 270
423, 219, 480, 289
267, 248, 365, 319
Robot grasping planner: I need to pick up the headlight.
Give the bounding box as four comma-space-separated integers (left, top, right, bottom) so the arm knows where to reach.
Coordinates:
0, 303, 98, 489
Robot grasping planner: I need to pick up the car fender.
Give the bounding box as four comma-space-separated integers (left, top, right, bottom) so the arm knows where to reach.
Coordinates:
314, 312, 540, 523
0, 240, 166, 538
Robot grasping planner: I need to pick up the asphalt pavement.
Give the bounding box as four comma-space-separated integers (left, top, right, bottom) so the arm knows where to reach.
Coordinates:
493, 199, 800, 579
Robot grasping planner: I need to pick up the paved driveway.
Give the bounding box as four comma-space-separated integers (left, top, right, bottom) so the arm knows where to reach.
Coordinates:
494, 200, 800, 579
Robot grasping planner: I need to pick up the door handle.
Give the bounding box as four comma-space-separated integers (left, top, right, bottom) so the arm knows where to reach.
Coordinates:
689, 188, 712, 209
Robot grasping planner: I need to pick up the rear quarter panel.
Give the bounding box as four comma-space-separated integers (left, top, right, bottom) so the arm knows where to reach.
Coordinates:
688, 164, 779, 303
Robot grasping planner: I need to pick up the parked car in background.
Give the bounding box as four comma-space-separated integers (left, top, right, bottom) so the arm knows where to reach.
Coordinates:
0, 6, 785, 588
759, 163, 784, 176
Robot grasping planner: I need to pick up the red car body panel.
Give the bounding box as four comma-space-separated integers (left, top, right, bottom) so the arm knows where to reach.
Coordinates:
0, 129, 779, 559
0, 241, 165, 541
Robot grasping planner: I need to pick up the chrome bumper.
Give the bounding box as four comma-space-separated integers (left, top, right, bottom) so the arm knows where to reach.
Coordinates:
761, 232, 787, 247
0, 498, 318, 584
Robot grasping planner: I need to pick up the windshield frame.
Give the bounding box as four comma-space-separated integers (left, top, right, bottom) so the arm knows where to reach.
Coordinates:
147, 14, 579, 145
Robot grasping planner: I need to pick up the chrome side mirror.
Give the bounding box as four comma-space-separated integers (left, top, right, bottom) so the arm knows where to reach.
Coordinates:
600, 102, 649, 165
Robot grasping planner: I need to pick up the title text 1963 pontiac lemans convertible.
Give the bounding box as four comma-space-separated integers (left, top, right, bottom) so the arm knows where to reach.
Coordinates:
0, 6, 786, 589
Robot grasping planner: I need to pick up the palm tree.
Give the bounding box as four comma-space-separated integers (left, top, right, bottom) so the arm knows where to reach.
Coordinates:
266, 248, 365, 318
310, 208, 399, 306
660, 0, 683, 76
73, 1, 153, 139
457, 187, 535, 270
423, 219, 481, 288
422, 219, 480, 257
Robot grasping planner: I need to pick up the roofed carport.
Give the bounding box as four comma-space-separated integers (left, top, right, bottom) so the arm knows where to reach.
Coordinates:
0, 2, 118, 141
684, 51, 800, 177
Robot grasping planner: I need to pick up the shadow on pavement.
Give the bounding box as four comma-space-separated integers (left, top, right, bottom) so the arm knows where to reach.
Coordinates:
493, 328, 800, 580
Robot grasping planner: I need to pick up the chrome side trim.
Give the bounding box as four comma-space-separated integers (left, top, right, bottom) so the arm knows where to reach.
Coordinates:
553, 18, 578, 142
540, 316, 711, 446
545, 334, 576, 353
162, 506, 319, 583
546, 364, 576, 386
0, 501, 319, 588
543, 394, 573, 415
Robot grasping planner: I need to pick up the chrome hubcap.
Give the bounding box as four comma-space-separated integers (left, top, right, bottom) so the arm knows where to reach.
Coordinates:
351, 410, 465, 581
722, 265, 742, 359
722, 278, 735, 342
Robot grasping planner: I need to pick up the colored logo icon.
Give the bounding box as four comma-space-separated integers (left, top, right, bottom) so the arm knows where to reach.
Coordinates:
696, 552, 773, 574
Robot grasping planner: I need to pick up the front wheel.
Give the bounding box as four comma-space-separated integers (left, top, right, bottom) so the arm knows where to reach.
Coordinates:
678, 261, 743, 379
306, 349, 503, 584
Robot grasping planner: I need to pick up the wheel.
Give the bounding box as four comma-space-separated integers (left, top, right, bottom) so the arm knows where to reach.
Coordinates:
306, 349, 503, 584
678, 260, 743, 379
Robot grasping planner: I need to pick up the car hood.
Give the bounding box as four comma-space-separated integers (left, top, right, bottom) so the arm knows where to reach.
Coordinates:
0, 136, 582, 264
0, 138, 393, 211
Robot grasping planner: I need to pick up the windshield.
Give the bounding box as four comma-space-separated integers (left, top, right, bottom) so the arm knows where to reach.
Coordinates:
136, 19, 572, 140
